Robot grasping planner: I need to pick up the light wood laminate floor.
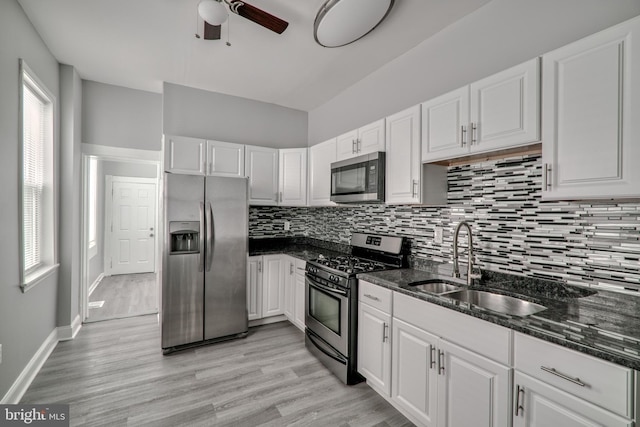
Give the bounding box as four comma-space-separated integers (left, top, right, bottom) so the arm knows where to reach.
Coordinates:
22, 316, 413, 427
88, 273, 158, 322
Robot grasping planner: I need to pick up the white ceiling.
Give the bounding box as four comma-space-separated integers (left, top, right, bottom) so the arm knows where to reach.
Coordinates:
18, 0, 492, 111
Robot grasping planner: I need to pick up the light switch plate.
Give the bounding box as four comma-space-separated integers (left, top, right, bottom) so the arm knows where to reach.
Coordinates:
434, 227, 443, 244
284, 220, 291, 231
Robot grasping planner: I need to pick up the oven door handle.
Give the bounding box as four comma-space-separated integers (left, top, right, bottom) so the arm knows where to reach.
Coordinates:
307, 277, 348, 297
307, 332, 347, 365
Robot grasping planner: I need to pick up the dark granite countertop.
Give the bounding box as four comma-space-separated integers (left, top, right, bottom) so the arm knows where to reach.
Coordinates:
248, 237, 349, 262
358, 266, 640, 370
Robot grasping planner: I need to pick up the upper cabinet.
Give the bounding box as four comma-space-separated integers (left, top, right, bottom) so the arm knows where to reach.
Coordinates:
206, 140, 245, 177
308, 138, 337, 206
279, 148, 307, 206
245, 145, 279, 205
422, 58, 541, 162
336, 118, 385, 161
385, 105, 422, 204
164, 135, 207, 175
541, 16, 640, 200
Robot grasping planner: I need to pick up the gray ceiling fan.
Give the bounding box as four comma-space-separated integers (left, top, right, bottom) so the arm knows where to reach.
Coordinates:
197, 0, 288, 40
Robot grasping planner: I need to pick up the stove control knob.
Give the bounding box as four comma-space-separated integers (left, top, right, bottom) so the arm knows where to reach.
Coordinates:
329, 275, 339, 283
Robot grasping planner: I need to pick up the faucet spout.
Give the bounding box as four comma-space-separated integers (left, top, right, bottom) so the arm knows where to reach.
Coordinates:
452, 221, 480, 285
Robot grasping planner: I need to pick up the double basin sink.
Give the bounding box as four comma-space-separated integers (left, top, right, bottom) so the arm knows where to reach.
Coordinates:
410, 279, 547, 317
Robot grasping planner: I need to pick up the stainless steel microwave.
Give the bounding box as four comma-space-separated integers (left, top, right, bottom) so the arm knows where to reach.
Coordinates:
330, 152, 385, 203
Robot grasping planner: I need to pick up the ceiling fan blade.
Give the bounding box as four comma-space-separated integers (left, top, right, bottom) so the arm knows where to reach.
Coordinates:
228, 0, 289, 34
204, 21, 222, 40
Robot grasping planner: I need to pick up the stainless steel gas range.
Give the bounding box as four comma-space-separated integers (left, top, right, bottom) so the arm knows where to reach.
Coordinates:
304, 232, 405, 385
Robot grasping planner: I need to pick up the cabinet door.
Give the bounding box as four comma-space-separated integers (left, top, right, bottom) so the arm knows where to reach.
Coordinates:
358, 118, 385, 155
308, 138, 337, 206
293, 269, 306, 331
392, 318, 439, 427
542, 17, 640, 200
245, 145, 278, 205
513, 372, 633, 427
262, 255, 285, 317
206, 140, 245, 177
279, 148, 307, 206
438, 340, 511, 427
164, 135, 206, 175
470, 58, 540, 153
247, 256, 263, 320
386, 105, 422, 204
421, 87, 470, 162
358, 303, 391, 396
283, 257, 295, 321
336, 129, 359, 161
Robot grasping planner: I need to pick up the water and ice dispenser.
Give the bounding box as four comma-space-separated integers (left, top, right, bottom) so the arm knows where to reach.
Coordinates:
169, 221, 200, 254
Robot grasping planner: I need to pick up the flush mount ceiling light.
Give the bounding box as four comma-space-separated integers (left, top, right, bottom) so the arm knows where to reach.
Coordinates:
314, 0, 395, 48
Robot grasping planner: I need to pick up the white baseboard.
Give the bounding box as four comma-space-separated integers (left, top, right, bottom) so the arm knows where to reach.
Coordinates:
57, 314, 82, 341
88, 273, 104, 296
248, 315, 287, 328
1, 328, 58, 404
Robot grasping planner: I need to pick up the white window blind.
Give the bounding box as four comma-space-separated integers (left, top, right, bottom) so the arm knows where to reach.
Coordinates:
22, 74, 47, 273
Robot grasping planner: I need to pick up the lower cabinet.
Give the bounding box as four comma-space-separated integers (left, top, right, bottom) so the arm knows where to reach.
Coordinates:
513, 372, 632, 427
358, 301, 392, 396
284, 256, 305, 331
247, 254, 286, 320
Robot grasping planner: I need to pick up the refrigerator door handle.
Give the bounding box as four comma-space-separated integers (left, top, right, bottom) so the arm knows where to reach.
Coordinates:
205, 202, 214, 271
198, 202, 205, 272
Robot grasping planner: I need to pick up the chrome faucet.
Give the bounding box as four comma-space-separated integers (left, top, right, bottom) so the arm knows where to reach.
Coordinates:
452, 221, 481, 286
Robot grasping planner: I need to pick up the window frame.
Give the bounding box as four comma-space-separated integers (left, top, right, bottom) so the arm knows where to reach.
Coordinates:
19, 59, 58, 292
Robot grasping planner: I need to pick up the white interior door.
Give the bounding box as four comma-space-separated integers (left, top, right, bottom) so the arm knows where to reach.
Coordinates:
108, 177, 157, 275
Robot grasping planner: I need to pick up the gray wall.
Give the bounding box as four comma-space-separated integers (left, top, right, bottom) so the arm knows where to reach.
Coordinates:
82, 80, 163, 151
0, 0, 60, 401
87, 160, 158, 287
58, 64, 82, 329
163, 82, 308, 148
308, 0, 640, 144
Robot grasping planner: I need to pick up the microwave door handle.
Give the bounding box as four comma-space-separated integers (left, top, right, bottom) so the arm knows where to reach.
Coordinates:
205, 202, 214, 272
198, 202, 205, 272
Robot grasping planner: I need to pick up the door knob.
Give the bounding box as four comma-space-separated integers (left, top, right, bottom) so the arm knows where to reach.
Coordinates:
149, 233, 154, 237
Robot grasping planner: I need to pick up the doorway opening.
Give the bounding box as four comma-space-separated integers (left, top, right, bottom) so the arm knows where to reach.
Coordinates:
81, 146, 161, 323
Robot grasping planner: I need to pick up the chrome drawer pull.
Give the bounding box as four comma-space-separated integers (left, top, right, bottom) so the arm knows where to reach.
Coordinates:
429, 345, 436, 369
363, 293, 381, 302
540, 366, 587, 387
515, 385, 524, 416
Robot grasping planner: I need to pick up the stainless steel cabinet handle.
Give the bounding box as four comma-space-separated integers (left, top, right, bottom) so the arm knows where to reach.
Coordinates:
542, 163, 552, 191
412, 180, 419, 198
290, 263, 294, 275
363, 293, 381, 302
429, 345, 436, 369
279, 192, 283, 203
515, 385, 524, 416
352, 139, 357, 154
258, 260, 262, 273
540, 366, 586, 387
149, 233, 154, 237
357, 138, 362, 152
438, 350, 445, 375
471, 122, 477, 144
461, 125, 467, 147
382, 322, 389, 343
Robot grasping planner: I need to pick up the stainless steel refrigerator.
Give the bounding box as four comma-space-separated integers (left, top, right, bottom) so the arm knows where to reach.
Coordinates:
161, 173, 248, 352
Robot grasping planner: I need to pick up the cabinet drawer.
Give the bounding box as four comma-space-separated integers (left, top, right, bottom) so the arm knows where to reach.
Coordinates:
514, 332, 634, 418
393, 292, 511, 365
359, 280, 392, 313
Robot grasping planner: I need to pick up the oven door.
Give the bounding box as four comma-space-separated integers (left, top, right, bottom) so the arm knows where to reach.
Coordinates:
305, 274, 349, 356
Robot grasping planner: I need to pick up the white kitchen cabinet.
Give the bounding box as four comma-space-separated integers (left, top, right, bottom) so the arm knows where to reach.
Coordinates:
247, 256, 263, 321
262, 254, 286, 317
385, 105, 422, 204
206, 140, 245, 177
293, 259, 306, 331
513, 372, 632, 427
245, 145, 279, 205
541, 16, 640, 200
422, 58, 540, 162
284, 256, 295, 322
358, 281, 393, 397
308, 138, 337, 206
392, 317, 439, 427
164, 135, 207, 175
336, 118, 385, 161
438, 339, 511, 427
278, 148, 307, 206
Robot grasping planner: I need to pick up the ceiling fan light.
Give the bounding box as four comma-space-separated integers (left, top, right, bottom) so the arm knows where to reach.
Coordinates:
198, 0, 229, 26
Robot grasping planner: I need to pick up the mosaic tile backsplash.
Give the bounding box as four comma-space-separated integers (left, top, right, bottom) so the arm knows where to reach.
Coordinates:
249, 154, 640, 294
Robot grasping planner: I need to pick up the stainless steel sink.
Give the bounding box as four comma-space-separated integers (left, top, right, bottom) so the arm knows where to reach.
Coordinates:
444, 289, 547, 317
408, 280, 462, 295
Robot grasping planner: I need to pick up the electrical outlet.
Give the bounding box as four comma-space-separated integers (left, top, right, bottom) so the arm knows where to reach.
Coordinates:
284, 220, 291, 231
434, 227, 443, 244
